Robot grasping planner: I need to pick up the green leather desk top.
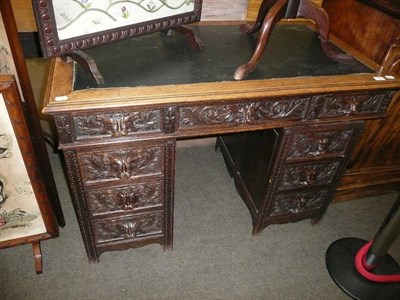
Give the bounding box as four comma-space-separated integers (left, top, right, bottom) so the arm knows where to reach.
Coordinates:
74, 24, 371, 90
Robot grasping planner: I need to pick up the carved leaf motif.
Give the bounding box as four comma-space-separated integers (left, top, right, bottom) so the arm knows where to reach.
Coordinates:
125, 148, 161, 177
252, 99, 308, 119
269, 190, 327, 216
278, 161, 341, 190
87, 182, 163, 215
74, 111, 160, 139
287, 129, 354, 160
180, 98, 308, 127
309, 93, 387, 118
54, 115, 73, 143
93, 213, 163, 244
80, 147, 162, 184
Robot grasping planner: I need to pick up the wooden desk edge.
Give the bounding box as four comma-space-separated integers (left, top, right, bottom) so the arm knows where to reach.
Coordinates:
43, 56, 400, 115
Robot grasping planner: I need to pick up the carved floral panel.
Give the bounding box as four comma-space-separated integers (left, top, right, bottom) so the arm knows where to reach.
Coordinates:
268, 190, 328, 216
87, 181, 163, 216
308, 92, 391, 119
73, 110, 161, 139
79, 146, 162, 184
93, 212, 163, 244
179, 97, 309, 128
286, 129, 355, 161
277, 161, 342, 190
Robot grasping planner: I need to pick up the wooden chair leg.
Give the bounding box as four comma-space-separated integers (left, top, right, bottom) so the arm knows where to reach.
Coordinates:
67, 51, 105, 85
297, 0, 355, 64
172, 26, 203, 50
32, 241, 43, 274
240, 0, 280, 34
234, 0, 288, 80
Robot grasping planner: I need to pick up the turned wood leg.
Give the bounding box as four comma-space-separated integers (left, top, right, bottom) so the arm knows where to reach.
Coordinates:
32, 241, 43, 274
240, 0, 281, 34
67, 51, 105, 85
234, 0, 288, 80
297, 0, 354, 64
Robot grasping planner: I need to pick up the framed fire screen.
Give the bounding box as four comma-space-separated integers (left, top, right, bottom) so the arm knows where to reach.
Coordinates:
32, 0, 203, 58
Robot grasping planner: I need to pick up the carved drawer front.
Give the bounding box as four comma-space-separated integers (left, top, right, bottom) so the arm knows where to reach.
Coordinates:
276, 161, 342, 191
267, 189, 329, 217
179, 97, 310, 129
86, 181, 164, 217
78, 145, 163, 185
308, 91, 392, 119
93, 212, 163, 244
72, 110, 161, 140
284, 126, 359, 162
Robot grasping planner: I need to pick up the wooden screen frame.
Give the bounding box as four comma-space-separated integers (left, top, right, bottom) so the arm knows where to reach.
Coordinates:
32, 0, 203, 58
0, 75, 58, 249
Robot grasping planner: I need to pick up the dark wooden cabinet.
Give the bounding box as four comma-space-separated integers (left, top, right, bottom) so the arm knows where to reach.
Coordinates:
322, 0, 400, 201
217, 122, 364, 234
60, 138, 175, 262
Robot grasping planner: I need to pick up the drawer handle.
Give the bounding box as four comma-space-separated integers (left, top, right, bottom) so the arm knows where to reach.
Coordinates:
304, 170, 318, 185
345, 98, 360, 115
123, 194, 139, 210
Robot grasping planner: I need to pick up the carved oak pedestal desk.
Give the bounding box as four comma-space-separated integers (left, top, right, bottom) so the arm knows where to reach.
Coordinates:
43, 25, 400, 262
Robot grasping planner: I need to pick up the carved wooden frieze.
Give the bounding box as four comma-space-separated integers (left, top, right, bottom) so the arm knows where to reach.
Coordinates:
87, 182, 163, 216
286, 129, 355, 161
93, 212, 163, 244
73, 110, 161, 139
268, 190, 328, 216
277, 161, 342, 190
79, 146, 162, 184
179, 97, 309, 128
308, 91, 393, 119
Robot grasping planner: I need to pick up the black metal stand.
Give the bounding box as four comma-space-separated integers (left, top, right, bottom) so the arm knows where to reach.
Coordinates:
326, 195, 400, 300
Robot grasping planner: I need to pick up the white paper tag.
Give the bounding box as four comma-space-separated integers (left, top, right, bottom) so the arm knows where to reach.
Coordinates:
54, 96, 69, 101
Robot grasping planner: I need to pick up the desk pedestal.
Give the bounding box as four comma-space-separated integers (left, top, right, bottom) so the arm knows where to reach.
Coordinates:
217, 122, 364, 234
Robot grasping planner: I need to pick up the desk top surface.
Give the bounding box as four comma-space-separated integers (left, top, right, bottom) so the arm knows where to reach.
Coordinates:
74, 24, 371, 90
44, 24, 400, 113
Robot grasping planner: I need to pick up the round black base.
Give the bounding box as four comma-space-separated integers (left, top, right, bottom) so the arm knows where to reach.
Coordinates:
326, 237, 400, 300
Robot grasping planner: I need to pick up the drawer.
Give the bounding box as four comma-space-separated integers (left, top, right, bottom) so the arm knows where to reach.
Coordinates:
78, 145, 163, 185
284, 123, 362, 162
308, 91, 392, 119
93, 212, 163, 244
276, 161, 342, 191
73, 110, 162, 140
267, 189, 329, 217
86, 181, 164, 217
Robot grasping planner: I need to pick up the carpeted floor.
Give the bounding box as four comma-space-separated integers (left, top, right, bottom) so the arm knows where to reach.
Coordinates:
0, 59, 399, 299
0, 142, 399, 299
